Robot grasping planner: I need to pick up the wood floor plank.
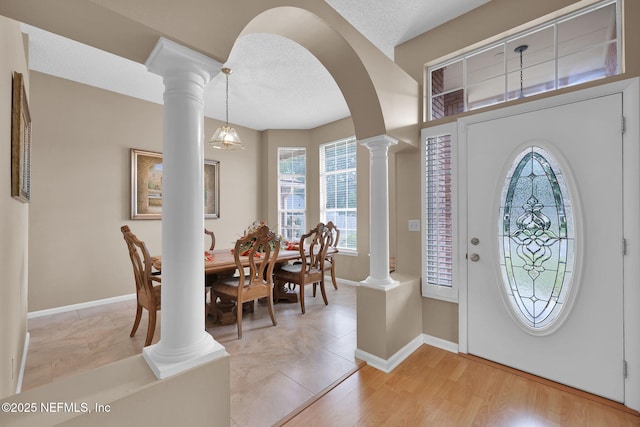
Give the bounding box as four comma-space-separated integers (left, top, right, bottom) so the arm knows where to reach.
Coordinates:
283, 345, 640, 427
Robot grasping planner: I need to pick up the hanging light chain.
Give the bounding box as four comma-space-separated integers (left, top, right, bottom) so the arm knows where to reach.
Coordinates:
222, 67, 231, 126
514, 45, 528, 99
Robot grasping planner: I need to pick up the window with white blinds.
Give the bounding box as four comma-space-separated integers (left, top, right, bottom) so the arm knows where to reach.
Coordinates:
320, 137, 357, 252
278, 147, 306, 242
422, 125, 457, 302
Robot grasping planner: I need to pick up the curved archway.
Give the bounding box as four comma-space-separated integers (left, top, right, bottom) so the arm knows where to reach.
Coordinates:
237, 6, 417, 143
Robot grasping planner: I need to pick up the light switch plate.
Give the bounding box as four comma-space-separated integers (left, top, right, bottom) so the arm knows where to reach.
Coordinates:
408, 219, 420, 232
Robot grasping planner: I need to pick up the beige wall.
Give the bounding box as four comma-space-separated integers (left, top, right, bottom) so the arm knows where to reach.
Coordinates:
28, 72, 262, 311
394, 148, 421, 278
0, 16, 30, 399
393, 0, 640, 343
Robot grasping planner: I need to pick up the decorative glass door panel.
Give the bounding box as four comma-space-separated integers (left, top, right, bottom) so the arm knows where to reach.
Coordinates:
499, 147, 575, 331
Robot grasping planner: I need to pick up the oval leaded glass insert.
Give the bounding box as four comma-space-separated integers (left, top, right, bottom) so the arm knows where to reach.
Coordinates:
499, 146, 575, 332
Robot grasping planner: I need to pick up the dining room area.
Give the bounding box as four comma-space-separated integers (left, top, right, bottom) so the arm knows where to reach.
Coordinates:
6, 42, 401, 425
0, 2, 426, 424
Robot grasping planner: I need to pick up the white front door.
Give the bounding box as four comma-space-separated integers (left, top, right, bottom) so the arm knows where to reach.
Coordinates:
466, 94, 625, 401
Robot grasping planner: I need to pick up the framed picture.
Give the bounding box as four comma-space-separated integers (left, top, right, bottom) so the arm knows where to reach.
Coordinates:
11, 72, 31, 203
130, 149, 220, 219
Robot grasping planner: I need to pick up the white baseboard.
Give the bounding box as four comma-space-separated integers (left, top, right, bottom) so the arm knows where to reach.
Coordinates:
355, 335, 423, 373
27, 293, 136, 319
333, 277, 360, 287
354, 334, 458, 374
16, 331, 29, 394
422, 333, 459, 353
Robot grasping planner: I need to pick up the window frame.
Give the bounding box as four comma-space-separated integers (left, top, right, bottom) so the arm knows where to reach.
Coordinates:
421, 123, 458, 302
277, 147, 307, 242
319, 136, 358, 254
425, 0, 621, 121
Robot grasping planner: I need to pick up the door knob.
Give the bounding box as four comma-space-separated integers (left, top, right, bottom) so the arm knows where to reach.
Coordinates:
469, 253, 480, 262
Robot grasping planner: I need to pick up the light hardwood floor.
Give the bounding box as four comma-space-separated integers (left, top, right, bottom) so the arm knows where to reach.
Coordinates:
23, 283, 639, 426
284, 345, 640, 427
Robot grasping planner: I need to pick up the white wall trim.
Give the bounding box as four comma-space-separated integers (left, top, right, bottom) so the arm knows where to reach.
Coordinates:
24, 279, 356, 318
16, 331, 29, 394
333, 277, 360, 287
27, 293, 136, 319
355, 335, 423, 373
422, 334, 458, 354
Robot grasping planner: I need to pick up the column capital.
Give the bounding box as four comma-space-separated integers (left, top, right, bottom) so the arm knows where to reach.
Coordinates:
359, 134, 399, 151
146, 37, 222, 84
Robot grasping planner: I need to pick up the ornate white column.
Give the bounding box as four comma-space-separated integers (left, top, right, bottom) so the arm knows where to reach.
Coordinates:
143, 38, 226, 379
360, 134, 398, 287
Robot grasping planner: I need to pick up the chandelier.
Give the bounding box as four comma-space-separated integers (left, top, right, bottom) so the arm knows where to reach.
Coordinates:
209, 67, 244, 151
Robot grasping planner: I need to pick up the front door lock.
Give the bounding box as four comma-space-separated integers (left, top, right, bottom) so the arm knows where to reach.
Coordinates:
469, 253, 480, 262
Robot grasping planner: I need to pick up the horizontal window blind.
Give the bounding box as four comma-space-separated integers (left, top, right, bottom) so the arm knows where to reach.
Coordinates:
320, 137, 357, 251
425, 134, 453, 287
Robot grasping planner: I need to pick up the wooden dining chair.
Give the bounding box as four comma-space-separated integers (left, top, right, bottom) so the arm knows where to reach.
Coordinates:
324, 221, 340, 290
204, 228, 217, 315
211, 224, 281, 338
274, 223, 332, 314
205, 228, 216, 251
121, 225, 161, 347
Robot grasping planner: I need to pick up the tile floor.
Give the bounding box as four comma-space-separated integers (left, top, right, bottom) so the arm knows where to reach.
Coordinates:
23, 283, 358, 427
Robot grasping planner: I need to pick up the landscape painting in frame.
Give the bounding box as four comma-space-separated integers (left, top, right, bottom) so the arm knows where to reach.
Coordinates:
131, 149, 220, 219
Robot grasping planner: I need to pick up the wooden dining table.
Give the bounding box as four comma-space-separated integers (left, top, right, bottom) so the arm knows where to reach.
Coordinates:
152, 246, 337, 306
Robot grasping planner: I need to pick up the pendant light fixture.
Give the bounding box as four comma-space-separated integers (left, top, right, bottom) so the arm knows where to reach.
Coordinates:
209, 67, 244, 151
514, 44, 528, 99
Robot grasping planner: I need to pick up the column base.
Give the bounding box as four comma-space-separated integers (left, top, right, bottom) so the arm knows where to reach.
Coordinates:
143, 333, 227, 379
360, 275, 400, 290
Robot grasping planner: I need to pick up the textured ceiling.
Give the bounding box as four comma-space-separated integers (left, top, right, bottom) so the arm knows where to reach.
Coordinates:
23, 0, 489, 131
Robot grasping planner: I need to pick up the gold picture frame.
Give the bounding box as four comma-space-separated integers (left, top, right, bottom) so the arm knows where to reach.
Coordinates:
131, 149, 220, 219
11, 72, 31, 203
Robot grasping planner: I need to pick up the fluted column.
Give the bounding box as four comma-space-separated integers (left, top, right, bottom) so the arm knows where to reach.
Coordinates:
360, 134, 398, 287
143, 38, 226, 379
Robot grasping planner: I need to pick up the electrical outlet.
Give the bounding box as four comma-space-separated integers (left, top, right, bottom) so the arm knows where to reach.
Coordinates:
408, 219, 420, 232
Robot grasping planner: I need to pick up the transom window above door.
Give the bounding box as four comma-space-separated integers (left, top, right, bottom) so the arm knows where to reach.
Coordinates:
426, 0, 620, 120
